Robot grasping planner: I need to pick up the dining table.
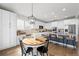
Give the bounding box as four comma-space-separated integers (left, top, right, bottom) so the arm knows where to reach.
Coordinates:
22, 37, 47, 56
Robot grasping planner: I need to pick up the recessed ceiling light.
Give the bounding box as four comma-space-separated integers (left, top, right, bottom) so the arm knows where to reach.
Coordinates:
30, 19, 34, 22
54, 16, 59, 19
54, 16, 58, 19
54, 16, 57, 18
62, 8, 66, 11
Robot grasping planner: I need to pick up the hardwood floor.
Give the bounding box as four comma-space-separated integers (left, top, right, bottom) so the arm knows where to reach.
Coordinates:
0, 43, 79, 56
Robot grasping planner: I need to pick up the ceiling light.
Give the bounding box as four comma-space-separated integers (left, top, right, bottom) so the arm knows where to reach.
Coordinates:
54, 16, 58, 19
27, 3, 37, 23
62, 8, 66, 11
31, 19, 34, 22
54, 16, 57, 18
54, 16, 59, 19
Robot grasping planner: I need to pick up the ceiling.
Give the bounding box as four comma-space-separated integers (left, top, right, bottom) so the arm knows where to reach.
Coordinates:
0, 3, 79, 22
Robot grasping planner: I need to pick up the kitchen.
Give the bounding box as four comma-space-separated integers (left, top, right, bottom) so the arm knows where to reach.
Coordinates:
0, 3, 79, 56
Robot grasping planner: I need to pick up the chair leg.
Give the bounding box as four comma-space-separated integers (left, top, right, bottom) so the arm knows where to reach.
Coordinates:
42, 53, 44, 56
40, 52, 42, 56
29, 52, 30, 55
32, 51, 33, 56
66, 40, 68, 48
46, 53, 48, 56
37, 51, 38, 56
63, 40, 65, 47
25, 53, 27, 56
22, 53, 23, 56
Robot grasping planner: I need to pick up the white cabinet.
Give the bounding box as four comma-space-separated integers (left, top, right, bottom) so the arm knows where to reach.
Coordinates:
57, 21, 64, 29
0, 9, 17, 50
2, 10, 10, 49
0, 9, 2, 50
9, 12, 17, 47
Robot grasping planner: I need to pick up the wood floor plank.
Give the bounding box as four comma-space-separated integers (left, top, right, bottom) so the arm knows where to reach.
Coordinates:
0, 43, 78, 56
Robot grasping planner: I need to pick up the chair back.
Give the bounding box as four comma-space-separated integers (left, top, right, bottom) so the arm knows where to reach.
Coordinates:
49, 34, 57, 40
19, 39, 26, 54
58, 35, 64, 40
45, 38, 49, 49
72, 36, 76, 40
72, 36, 76, 46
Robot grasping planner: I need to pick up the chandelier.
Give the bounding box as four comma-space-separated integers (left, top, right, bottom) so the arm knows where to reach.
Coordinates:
27, 3, 36, 24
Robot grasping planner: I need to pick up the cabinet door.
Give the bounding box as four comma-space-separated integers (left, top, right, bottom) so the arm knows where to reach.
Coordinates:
0, 9, 2, 50
9, 12, 17, 47
68, 24, 76, 34
2, 10, 10, 49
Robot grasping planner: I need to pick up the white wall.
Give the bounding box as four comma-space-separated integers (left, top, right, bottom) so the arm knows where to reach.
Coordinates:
64, 19, 78, 25
17, 19, 46, 30
25, 20, 33, 30
44, 23, 52, 29
34, 20, 46, 29
45, 19, 78, 29
45, 21, 64, 29
17, 19, 25, 30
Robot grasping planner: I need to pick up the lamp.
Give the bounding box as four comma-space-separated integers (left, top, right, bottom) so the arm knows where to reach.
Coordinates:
27, 3, 36, 24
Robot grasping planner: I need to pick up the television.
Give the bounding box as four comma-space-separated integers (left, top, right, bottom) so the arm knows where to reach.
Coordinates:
39, 26, 43, 29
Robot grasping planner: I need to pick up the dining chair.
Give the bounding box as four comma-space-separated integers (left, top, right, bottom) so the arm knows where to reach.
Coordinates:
57, 35, 65, 46
72, 36, 77, 48
19, 39, 33, 56
49, 34, 57, 42
66, 36, 77, 49
37, 39, 49, 56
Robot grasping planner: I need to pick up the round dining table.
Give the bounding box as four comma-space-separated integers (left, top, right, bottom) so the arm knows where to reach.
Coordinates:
22, 37, 47, 56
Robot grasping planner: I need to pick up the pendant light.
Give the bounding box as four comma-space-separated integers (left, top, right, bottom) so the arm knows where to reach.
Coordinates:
28, 3, 35, 24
